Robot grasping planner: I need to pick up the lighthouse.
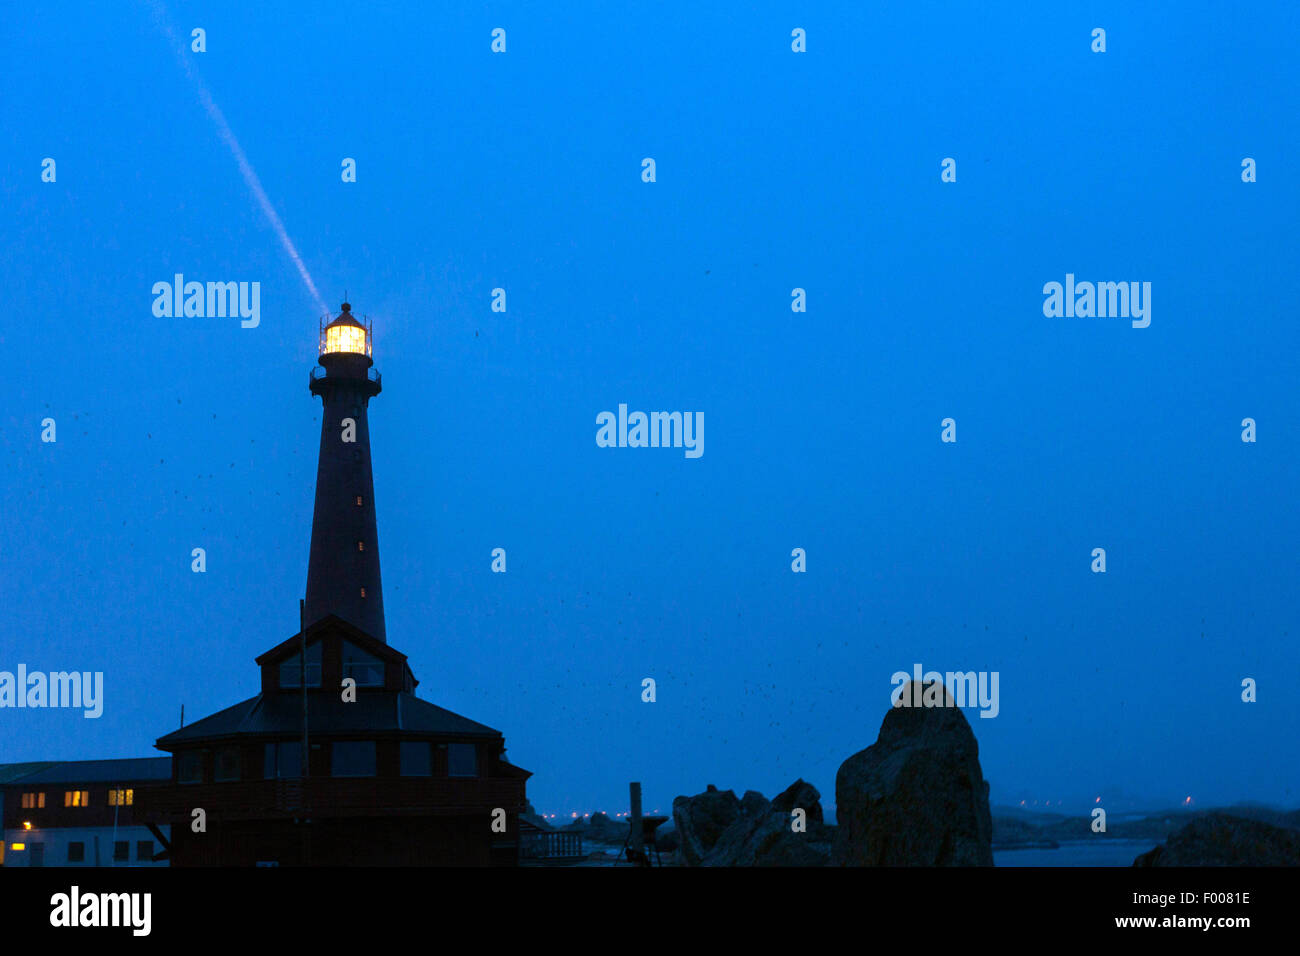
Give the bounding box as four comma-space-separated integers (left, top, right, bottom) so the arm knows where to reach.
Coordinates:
304, 302, 386, 642
139, 301, 532, 866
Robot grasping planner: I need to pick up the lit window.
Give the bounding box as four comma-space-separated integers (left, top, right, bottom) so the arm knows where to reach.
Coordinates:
10, 843, 25, 852
108, 788, 134, 806
358, 541, 364, 551
356, 496, 363, 506
448, 743, 478, 778
64, 790, 89, 807
113, 841, 129, 862
67, 842, 85, 863
331, 741, 376, 777
20, 792, 44, 809
360, 587, 366, 598
280, 641, 322, 688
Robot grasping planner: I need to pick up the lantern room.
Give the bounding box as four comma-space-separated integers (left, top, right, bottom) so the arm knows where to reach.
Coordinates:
320, 302, 372, 358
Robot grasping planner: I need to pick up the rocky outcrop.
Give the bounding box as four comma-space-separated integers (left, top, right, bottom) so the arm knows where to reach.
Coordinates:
586, 812, 630, 845
672, 785, 743, 865
833, 681, 994, 866
703, 779, 834, 866
672, 780, 835, 866
1133, 813, 1300, 866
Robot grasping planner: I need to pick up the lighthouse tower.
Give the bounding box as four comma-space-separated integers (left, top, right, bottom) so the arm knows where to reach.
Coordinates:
304, 302, 386, 642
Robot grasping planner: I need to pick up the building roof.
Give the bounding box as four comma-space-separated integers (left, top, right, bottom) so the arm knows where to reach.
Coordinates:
5, 757, 171, 784
0, 761, 58, 784
155, 691, 502, 748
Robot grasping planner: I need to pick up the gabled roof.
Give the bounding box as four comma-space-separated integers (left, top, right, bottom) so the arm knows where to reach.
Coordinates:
255, 614, 418, 691
155, 691, 502, 749
7, 757, 171, 784
255, 614, 406, 669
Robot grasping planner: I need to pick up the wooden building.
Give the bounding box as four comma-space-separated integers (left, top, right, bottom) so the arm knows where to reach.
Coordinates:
1, 758, 171, 867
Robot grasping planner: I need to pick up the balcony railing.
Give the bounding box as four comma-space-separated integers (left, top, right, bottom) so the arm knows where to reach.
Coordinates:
520, 830, 585, 862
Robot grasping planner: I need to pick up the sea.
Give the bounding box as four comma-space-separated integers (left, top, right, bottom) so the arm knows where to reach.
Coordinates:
994, 840, 1157, 867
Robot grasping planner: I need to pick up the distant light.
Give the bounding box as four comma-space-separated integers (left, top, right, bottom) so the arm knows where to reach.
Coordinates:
1095, 797, 1101, 803
1184, 796, 1193, 805
22, 821, 32, 831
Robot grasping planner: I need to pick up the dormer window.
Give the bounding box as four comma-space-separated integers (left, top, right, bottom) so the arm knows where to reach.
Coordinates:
280, 641, 322, 689
341, 640, 384, 687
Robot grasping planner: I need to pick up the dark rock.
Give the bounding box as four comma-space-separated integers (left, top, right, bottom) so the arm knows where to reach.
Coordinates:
741, 790, 770, 817
672, 787, 742, 865
701, 778, 834, 867
1134, 813, 1300, 866
653, 826, 680, 852
586, 812, 630, 845
833, 681, 994, 866
772, 779, 823, 823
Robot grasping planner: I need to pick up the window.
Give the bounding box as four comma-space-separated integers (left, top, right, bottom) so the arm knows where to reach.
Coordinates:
215, 747, 241, 782
280, 640, 322, 688
356, 496, 363, 506
447, 743, 478, 778
360, 587, 366, 598
178, 751, 203, 784
21, 792, 44, 809
108, 788, 134, 806
137, 841, 154, 862
64, 790, 90, 807
400, 741, 432, 777
113, 841, 129, 862
68, 842, 85, 863
264, 741, 302, 779
341, 641, 384, 687
358, 540, 364, 551
331, 741, 376, 777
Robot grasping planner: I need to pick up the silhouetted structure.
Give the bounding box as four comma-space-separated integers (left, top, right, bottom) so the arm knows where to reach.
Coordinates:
138, 304, 530, 866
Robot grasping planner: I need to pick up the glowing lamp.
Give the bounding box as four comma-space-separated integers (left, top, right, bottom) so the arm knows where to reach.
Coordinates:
321, 302, 371, 357
22, 821, 32, 830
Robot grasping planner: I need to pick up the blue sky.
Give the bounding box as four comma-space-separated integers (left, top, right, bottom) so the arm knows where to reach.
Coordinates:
2, 1, 1298, 820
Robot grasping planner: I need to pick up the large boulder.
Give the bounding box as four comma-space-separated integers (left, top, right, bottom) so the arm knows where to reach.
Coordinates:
672, 785, 743, 865
833, 681, 994, 866
702, 779, 835, 867
1134, 813, 1300, 866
